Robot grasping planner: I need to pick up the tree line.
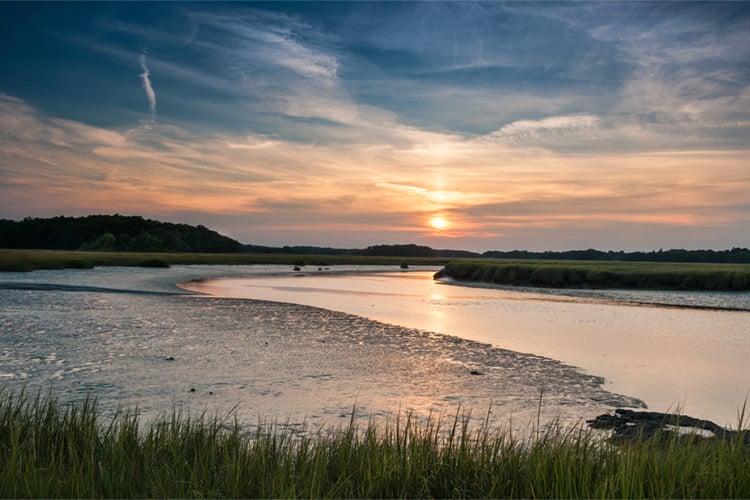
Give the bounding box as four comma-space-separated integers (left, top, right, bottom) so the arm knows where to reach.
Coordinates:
245, 244, 750, 263
2, 215, 748, 263
0, 215, 242, 253
243, 243, 478, 259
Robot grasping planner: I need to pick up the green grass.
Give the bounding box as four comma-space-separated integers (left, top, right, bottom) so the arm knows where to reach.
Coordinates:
1, 391, 749, 498
437, 259, 750, 291
0, 249, 450, 272
6, 250, 750, 292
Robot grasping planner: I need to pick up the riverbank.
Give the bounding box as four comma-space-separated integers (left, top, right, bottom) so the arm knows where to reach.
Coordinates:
435, 260, 750, 291
1, 391, 748, 499
0, 249, 450, 272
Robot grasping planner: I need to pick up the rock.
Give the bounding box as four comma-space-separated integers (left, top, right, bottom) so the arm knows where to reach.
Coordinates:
587, 408, 746, 443
469, 370, 484, 375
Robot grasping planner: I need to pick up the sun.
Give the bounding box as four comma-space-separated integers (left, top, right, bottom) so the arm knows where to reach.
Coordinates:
429, 216, 449, 231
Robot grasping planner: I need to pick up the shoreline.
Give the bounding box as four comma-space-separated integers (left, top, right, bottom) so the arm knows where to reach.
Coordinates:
0, 265, 645, 430
435, 276, 750, 312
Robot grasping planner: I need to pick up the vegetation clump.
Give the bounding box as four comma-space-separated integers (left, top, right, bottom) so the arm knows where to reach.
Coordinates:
436, 260, 750, 291
1, 391, 749, 498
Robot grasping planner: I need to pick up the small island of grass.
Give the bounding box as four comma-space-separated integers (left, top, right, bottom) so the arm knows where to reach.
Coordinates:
434, 260, 750, 291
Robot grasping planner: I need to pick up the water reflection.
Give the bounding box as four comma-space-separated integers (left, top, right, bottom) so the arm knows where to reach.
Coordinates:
425, 297, 447, 335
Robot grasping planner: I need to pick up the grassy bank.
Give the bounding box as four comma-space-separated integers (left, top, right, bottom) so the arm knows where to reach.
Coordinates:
0, 249, 449, 272
1, 392, 749, 498
436, 260, 750, 291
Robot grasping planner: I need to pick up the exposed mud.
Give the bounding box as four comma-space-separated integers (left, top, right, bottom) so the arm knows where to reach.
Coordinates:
0, 266, 644, 431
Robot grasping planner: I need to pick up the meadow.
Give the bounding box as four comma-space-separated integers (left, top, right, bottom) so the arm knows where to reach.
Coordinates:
437, 260, 750, 291
0, 391, 748, 498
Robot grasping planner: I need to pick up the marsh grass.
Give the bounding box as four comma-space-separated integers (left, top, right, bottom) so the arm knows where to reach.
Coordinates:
0, 249, 450, 272
439, 259, 750, 291
5, 249, 750, 293
1, 391, 749, 498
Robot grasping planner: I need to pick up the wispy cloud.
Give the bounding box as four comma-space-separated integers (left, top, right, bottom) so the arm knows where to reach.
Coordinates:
487, 114, 602, 147
2, 93, 749, 250
139, 54, 157, 120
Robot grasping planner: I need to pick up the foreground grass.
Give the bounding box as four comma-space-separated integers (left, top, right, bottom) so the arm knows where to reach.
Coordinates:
438, 259, 750, 291
0, 249, 449, 272
1, 393, 749, 498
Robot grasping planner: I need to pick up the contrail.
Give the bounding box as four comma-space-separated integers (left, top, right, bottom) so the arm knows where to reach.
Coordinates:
139, 53, 157, 120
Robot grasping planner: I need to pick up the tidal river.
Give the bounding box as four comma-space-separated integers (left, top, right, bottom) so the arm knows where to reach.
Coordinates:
1, 265, 747, 430
181, 267, 750, 427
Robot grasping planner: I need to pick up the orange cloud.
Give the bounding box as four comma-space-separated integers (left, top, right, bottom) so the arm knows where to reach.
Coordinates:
2, 94, 749, 249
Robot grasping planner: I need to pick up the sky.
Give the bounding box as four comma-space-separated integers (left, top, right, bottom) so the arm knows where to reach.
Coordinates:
1, 2, 749, 252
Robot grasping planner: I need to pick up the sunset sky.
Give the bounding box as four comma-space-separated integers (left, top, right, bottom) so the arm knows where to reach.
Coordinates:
1, 2, 749, 251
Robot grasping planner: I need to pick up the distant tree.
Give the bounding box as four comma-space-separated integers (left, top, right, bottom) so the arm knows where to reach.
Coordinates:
0, 215, 243, 253
114, 233, 133, 251
357, 244, 436, 257
80, 232, 116, 251
130, 232, 165, 252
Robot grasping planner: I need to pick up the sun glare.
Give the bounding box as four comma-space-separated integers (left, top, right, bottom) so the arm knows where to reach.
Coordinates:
429, 216, 449, 230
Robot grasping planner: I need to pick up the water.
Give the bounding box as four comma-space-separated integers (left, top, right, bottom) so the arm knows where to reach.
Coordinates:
1, 265, 747, 431
181, 268, 750, 427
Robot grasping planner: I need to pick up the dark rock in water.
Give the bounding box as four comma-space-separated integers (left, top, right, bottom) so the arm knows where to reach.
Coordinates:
189, 387, 196, 393
400, 263, 409, 269
469, 370, 484, 376
139, 258, 170, 268
587, 408, 748, 443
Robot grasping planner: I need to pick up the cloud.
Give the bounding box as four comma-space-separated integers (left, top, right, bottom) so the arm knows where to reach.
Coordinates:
71, 2, 748, 153
189, 10, 339, 89
486, 114, 602, 147
1, 93, 747, 251
94, 8, 351, 133
139, 54, 157, 120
